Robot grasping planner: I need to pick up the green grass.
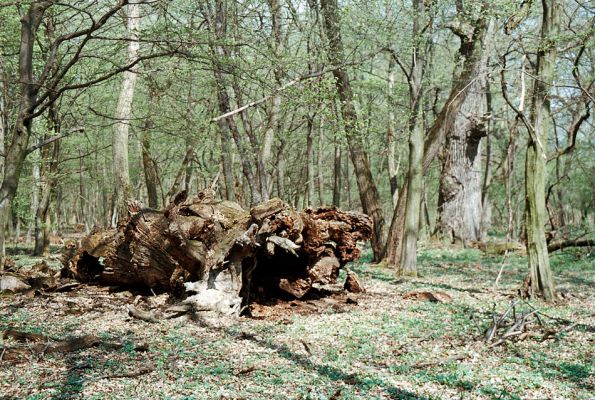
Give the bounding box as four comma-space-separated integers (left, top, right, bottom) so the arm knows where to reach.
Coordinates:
1, 246, 593, 399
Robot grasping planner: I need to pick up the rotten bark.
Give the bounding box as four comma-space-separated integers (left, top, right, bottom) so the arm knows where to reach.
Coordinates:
62, 191, 372, 315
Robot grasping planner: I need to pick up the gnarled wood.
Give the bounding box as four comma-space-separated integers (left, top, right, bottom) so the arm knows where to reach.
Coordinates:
62, 192, 372, 314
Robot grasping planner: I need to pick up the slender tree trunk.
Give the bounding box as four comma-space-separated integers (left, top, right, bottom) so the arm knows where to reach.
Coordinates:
166, 140, 195, 201
387, 56, 399, 207
333, 137, 341, 207
27, 158, 40, 243
320, 0, 386, 261
33, 140, 59, 255
317, 115, 325, 205
305, 115, 315, 206
0, 2, 52, 254
259, 0, 284, 202
343, 148, 352, 209
0, 59, 7, 262
276, 138, 286, 199
523, 0, 560, 302
33, 99, 61, 255
399, 0, 426, 276
204, 0, 259, 205
112, 1, 140, 223
141, 129, 159, 209
480, 77, 494, 240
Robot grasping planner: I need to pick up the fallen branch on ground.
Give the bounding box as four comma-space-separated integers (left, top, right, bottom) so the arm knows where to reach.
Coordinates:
482, 300, 579, 347
0, 329, 147, 364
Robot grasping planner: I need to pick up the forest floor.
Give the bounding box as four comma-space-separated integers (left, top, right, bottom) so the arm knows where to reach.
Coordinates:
1, 244, 593, 400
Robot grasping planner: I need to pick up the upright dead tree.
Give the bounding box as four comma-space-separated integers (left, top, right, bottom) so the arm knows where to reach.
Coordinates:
319, 0, 386, 262
112, 1, 141, 224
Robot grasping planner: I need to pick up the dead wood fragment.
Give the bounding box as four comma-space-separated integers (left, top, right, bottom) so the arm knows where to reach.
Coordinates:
309, 257, 340, 284
0, 275, 31, 293
547, 238, 594, 252
98, 366, 154, 380
3, 329, 48, 342
49, 335, 101, 353
1, 329, 148, 364
403, 291, 452, 303
279, 278, 311, 299
344, 270, 365, 293
1, 257, 16, 272
62, 193, 372, 314
127, 305, 159, 323
483, 300, 579, 347
236, 366, 257, 375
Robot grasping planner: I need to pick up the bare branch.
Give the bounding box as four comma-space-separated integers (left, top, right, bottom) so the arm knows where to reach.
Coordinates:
212, 63, 349, 122
549, 104, 591, 160
25, 126, 84, 154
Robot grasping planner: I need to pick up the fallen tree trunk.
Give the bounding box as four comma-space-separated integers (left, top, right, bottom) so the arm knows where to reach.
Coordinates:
547, 238, 594, 253
62, 190, 372, 315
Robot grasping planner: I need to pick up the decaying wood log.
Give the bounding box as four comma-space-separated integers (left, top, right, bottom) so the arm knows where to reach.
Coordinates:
62, 191, 372, 315
547, 238, 594, 252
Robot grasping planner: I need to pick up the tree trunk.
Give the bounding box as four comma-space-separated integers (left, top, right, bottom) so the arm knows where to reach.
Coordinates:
204, 0, 260, 205
0, 58, 6, 262
141, 129, 159, 209
112, 1, 140, 224
386, 56, 399, 207
320, 0, 386, 261
436, 21, 492, 244
33, 141, 59, 256
317, 115, 325, 205
27, 158, 40, 243
385, 9, 489, 267
305, 115, 315, 206
398, 0, 425, 277
333, 115, 342, 207
140, 91, 160, 209
522, 0, 560, 302
259, 0, 284, 202
0, 2, 52, 254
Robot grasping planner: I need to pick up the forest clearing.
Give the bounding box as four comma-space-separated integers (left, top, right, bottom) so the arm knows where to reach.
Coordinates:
0, 0, 593, 398
1, 244, 593, 399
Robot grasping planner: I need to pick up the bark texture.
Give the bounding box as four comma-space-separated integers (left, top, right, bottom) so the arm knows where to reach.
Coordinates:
112, 1, 140, 223
436, 19, 493, 244
397, 0, 427, 277
521, 0, 559, 302
62, 191, 372, 315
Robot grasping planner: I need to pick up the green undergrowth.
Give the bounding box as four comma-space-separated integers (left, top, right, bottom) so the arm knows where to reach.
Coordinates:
1, 247, 593, 399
